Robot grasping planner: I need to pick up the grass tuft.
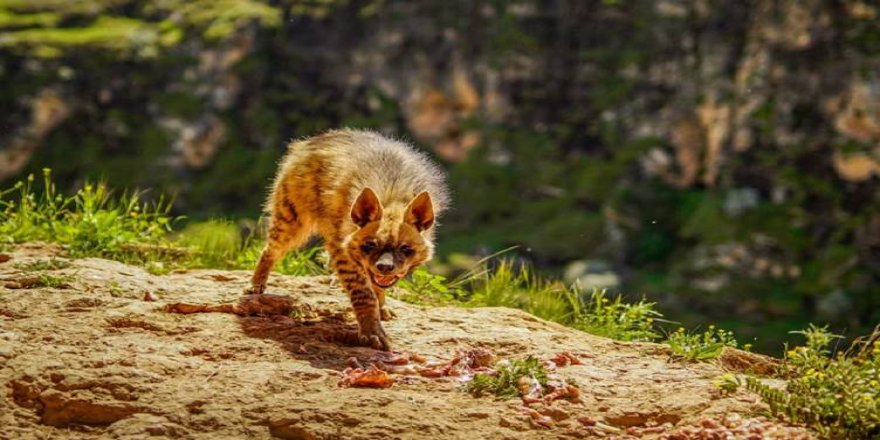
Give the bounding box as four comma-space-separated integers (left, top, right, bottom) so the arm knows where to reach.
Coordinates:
569, 288, 662, 342
0, 169, 174, 259
35, 272, 74, 289
15, 257, 71, 272
467, 260, 575, 324
666, 325, 747, 361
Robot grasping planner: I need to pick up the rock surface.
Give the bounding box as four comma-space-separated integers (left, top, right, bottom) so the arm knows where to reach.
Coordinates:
0, 244, 812, 439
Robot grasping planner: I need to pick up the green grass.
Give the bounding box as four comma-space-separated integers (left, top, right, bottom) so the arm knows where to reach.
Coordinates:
0, 171, 327, 277
746, 325, 880, 439
666, 325, 748, 361
569, 288, 662, 342
0, 169, 174, 258
467, 259, 576, 324
174, 219, 329, 276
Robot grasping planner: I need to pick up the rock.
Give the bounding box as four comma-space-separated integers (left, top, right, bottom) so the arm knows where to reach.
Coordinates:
0, 244, 812, 439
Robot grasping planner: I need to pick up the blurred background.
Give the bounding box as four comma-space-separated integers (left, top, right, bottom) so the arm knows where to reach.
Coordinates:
1, 0, 878, 353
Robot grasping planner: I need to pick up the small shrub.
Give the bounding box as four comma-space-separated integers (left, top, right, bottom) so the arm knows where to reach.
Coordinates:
395, 267, 466, 305
465, 356, 549, 399
714, 373, 741, 394
666, 325, 745, 361
746, 325, 880, 439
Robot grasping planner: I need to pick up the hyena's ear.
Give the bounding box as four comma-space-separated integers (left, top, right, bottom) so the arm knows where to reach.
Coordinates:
351, 187, 383, 227
405, 191, 434, 231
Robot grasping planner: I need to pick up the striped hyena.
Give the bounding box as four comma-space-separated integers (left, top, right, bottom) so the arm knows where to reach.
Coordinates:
250, 129, 449, 350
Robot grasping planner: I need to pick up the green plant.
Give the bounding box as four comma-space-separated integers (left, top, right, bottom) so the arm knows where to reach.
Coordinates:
107, 280, 125, 297
233, 241, 329, 277
0, 169, 174, 259
467, 259, 574, 324
15, 257, 71, 271
394, 267, 466, 305
666, 325, 745, 362
714, 373, 741, 394
175, 219, 242, 268
465, 356, 549, 399
35, 272, 74, 288
569, 288, 662, 342
746, 325, 880, 439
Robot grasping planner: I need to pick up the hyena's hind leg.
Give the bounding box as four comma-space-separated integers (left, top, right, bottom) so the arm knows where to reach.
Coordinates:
248, 201, 310, 295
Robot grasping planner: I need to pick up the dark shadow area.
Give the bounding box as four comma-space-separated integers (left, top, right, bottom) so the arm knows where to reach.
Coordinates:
165, 293, 379, 371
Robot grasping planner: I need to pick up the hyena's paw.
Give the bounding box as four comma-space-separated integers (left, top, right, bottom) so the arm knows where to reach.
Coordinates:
380, 306, 396, 321
357, 321, 391, 351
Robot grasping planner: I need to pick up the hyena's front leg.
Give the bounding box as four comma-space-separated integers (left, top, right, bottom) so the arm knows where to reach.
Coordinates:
332, 256, 390, 350
373, 287, 396, 321
249, 202, 308, 295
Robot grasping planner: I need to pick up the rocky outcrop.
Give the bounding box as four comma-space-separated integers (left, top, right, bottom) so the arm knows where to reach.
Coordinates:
0, 244, 811, 439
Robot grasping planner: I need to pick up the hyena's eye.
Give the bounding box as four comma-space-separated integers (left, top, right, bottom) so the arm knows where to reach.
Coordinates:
360, 241, 377, 253
399, 244, 415, 258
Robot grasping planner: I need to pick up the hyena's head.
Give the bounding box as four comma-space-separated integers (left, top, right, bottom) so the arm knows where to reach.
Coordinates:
345, 187, 435, 288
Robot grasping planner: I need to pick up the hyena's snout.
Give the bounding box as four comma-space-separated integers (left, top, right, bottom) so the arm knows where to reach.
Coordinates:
375, 252, 395, 274
371, 252, 403, 288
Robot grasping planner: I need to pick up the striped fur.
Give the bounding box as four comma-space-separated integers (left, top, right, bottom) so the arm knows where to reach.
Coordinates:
249, 129, 449, 350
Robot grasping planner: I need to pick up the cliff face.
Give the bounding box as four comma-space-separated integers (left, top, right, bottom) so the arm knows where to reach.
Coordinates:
1, 0, 878, 349
0, 244, 812, 439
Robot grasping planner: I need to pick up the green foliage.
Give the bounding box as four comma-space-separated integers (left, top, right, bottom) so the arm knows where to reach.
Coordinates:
0, 16, 167, 58
34, 272, 74, 289
175, 219, 243, 268
394, 267, 466, 305
467, 260, 575, 325
173, 219, 329, 276
714, 373, 741, 395
666, 325, 745, 362
746, 325, 880, 439
0, 0, 280, 58
0, 9, 59, 29
464, 356, 549, 399
0, 172, 327, 277
0, 169, 174, 259
411, 258, 663, 344
569, 288, 662, 342
234, 241, 329, 277
146, 0, 281, 40
15, 257, 71, 271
